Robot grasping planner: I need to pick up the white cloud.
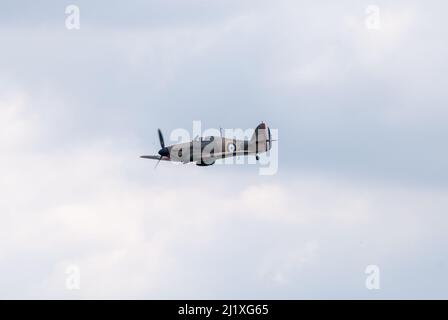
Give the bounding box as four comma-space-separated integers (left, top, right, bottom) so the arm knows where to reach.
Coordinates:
1, 111, 447, 298
0, 92, 38, 150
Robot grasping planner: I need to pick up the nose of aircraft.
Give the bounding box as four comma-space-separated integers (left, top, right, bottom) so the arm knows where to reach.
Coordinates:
158, 147, 170, 158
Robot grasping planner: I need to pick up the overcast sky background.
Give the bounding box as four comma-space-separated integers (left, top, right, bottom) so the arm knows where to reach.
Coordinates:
1, 0, 447, 299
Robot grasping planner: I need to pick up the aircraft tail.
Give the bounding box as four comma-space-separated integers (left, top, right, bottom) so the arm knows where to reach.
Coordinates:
249, 122, 272, 152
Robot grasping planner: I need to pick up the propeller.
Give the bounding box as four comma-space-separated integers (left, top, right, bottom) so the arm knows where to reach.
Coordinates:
154, 157, 162, 169
158, 128, 165, 149
155, 128, 169, 168
140, 128, 170, 168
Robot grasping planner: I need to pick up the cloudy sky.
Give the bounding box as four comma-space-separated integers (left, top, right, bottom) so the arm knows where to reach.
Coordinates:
1, 0, 447, 299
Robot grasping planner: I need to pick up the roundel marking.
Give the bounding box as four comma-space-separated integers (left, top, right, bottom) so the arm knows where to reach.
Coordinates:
227, 143, 236, 152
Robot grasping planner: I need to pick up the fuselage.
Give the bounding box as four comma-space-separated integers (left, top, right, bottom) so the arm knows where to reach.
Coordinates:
141, 122, 272, 166
164, 136, 259, 165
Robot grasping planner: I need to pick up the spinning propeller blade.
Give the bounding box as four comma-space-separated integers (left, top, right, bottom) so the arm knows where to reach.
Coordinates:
154, 156, 162, 169
158, 128, 165, 148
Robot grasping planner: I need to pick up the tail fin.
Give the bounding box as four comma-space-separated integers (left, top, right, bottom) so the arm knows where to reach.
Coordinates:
249, 122, 272, 153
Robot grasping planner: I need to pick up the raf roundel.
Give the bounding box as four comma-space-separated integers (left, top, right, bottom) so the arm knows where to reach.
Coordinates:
227, 143, 236, 153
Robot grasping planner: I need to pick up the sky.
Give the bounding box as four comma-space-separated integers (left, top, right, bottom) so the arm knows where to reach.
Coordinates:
0, 0, 447, 299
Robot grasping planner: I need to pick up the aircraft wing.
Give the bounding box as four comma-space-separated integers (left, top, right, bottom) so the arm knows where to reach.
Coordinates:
140, 155, 170, 161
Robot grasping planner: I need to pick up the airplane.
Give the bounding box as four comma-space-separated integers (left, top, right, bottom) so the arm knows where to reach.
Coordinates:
140, 122, 273, 167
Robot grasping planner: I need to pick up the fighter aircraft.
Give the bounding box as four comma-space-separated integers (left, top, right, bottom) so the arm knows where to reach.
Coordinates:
140, 122, 273, 167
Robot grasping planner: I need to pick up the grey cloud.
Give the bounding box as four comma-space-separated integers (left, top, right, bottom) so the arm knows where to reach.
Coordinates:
1, 0, 448, 299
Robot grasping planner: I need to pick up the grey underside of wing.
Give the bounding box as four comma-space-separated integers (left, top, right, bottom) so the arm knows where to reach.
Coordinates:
203, 150, 251, 159
198, 152, 247, 162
